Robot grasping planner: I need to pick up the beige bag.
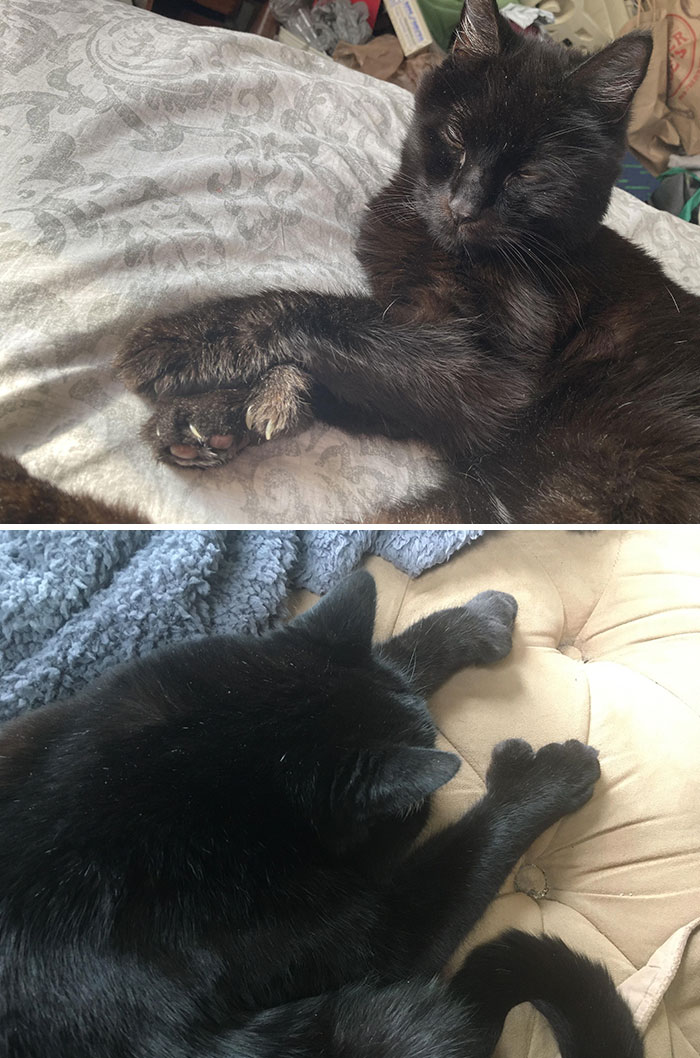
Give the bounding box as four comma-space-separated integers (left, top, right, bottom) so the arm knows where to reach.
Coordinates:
620, 0, 700, 173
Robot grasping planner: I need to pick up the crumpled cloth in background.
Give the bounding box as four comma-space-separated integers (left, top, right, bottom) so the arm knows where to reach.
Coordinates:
333, 36, 444, 91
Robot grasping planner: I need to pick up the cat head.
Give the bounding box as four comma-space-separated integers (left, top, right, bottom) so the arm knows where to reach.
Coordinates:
70, 571, 459, 877
402, 0, 652, 256
256, 571, 461, 859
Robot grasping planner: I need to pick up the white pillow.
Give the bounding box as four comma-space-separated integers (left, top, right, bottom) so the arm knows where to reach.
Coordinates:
2, 0, 699, 522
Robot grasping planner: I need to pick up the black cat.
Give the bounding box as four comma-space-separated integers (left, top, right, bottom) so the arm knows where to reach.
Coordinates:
115, 0, 700, 523
0, 572, 641, 1056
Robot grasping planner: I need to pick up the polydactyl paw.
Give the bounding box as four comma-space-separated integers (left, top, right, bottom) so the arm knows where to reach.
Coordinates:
486, 738, 601, 816
143, 389, 251, 468
142, 366, 313, 469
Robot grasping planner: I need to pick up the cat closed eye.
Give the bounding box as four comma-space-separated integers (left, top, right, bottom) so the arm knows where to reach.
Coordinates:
442, 125, 463, 149
504, 170, 538, 187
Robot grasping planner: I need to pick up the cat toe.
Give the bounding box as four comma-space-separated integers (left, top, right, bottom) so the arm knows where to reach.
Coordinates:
209, 434, 234, 450
245, 365, 313, 442
169, 443, 200, 462
162, 432, 246, 469
245, 404, 296, 441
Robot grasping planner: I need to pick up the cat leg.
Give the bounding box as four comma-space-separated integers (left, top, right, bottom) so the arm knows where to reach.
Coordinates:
378, 738, 600, 977
451, 930, 643, 1058
376, 591, 517, 696
115, 292, 533, 467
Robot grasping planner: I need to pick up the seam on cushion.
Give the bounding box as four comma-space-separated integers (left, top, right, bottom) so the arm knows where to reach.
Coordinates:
433, 728, 485, 787
584, 657, 593, 756
509, 535, 567, 641
651, 1002, 675, 1058
540, 897, 640, 971
524, 1002, 539, 1058
573, 532, 624, 646
596, 659, 700, 726
632, 999, 700, 1058
529, 662, 593, 861
583, 624, 700, 650
545, 832, 693, 862
541, 658, 697, 860
525, 898, 546, 1058
384, 571, 411, 642
668, 1018, 700, 1058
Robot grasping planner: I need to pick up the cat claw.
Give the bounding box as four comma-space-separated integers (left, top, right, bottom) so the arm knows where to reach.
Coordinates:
242, 365, 313, 443
245, 404, 287, 441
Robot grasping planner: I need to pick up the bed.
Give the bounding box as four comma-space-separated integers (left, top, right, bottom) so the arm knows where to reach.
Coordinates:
3, 0, 700, 522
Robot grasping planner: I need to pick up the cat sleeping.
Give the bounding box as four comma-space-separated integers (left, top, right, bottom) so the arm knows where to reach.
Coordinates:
115, 0, 700, 524
0, 571, 642, 1057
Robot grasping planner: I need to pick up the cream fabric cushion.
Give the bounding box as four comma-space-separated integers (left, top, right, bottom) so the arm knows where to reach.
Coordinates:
290, 528, 700, 1057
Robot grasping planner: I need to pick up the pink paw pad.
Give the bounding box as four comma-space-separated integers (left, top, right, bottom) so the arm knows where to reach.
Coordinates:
169, 434, 234, 460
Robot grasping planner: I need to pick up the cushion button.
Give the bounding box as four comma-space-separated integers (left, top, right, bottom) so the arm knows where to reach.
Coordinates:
514, 863, 549, 900
559, 644, 583, 661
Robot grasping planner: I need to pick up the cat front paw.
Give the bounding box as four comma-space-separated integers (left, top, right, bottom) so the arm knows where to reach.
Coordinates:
486, 738, 601, 817
143, 367, 314, 469
462, 590, 518, 663
144, 389, 251, 468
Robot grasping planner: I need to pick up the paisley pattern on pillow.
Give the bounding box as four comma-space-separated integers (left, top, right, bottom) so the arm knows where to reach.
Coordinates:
2, 0, 699, 522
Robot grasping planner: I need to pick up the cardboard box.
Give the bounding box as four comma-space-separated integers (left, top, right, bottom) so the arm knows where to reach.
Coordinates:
383, 0, 432, 55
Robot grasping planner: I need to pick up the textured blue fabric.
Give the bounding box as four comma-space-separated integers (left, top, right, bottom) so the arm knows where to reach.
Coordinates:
0, 530, 481, 720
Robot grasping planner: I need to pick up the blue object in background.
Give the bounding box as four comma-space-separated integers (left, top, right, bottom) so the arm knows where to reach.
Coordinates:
617, 150, 660, 202
0, 529, 482, 720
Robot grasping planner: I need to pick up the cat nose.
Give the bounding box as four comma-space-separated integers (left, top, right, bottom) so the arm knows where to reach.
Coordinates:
448, 193, 482, 223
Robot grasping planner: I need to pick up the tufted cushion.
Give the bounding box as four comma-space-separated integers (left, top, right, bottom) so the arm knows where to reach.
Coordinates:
290, 529, 700, 1057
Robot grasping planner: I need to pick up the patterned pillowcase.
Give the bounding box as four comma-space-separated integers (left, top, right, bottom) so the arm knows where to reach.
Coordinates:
2, 0, 699, 522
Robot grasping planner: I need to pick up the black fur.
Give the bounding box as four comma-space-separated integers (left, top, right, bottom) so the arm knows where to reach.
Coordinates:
0, 573, 641, 1056
115, 1, 699, 522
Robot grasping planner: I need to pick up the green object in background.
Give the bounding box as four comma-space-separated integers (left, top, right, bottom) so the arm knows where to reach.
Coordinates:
415, 0, 461, 50
654, 168, 700, 224
416, 0, 511, 50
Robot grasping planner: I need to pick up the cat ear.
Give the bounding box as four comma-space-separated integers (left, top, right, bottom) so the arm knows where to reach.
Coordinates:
288, 570, 376, 662
342, 746, 461, 821
453, 0, 504, 59
566, 31, 653, 115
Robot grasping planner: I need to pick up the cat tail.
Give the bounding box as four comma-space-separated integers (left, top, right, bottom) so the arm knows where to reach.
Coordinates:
451, 928, 643, 1058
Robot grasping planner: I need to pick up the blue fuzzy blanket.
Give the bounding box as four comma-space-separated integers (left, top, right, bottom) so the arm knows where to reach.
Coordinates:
0, 530, 481, 720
